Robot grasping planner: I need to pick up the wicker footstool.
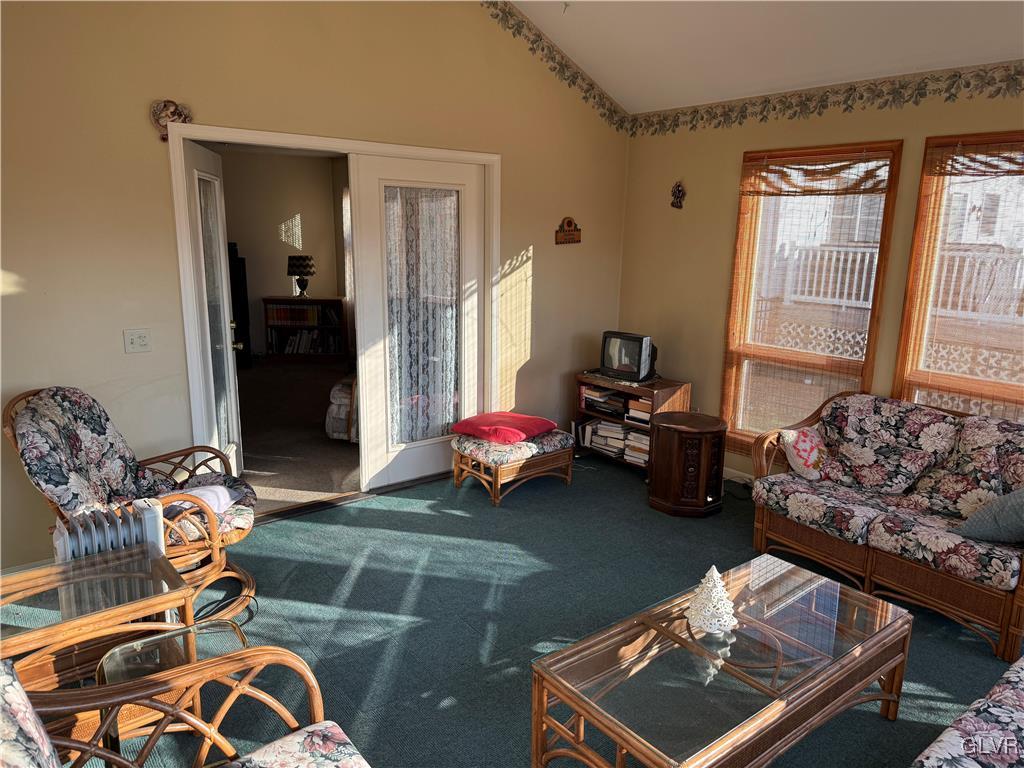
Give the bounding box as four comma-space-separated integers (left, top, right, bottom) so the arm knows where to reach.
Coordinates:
452, 430, 574, 506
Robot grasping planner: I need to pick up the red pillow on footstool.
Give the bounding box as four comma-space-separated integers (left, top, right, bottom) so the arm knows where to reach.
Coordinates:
453, 412, 557, 444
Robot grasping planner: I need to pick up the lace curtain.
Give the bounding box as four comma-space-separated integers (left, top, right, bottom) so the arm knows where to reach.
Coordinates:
384, 186, 461, 445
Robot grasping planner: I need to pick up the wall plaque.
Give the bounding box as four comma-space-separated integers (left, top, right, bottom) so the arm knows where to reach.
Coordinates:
555, 216, 582, 245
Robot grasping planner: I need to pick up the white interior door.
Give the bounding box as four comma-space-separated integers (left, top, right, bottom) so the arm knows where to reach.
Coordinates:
183, 141, 244, 472
351, 155, 485, 490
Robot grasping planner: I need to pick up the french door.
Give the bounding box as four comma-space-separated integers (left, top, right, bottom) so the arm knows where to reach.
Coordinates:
351, 155, 485, 490
183, 141, 244, 471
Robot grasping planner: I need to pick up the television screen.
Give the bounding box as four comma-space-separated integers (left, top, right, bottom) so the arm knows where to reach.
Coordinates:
600, 332, 655, 382
606, 337, 640, 373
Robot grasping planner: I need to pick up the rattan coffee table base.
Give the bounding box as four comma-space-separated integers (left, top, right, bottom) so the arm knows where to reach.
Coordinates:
453, 447, 573, 506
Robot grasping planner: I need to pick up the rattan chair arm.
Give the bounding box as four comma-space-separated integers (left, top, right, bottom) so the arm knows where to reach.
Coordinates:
139, 445, 233, 481
28, 644, 324, 724
157, 493, 225, 553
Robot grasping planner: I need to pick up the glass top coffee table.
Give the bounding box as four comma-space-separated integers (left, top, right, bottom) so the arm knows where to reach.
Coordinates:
531, 554, 912, 768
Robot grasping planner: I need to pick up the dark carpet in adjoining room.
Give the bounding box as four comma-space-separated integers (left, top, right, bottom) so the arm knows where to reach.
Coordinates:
136, 459, 1007, 767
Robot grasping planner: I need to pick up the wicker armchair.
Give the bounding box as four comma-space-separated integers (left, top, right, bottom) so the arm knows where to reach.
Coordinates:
1, 648, 371, 768
2, 387, 256, 620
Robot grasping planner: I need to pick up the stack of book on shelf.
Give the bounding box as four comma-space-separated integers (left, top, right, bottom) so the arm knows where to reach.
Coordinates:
625, 396, 653, 426
266, 304, 320, 326
624, 430, 651, 466
581, 386, 626, 419
574, 417, 596, 448
590, 421, 626, 458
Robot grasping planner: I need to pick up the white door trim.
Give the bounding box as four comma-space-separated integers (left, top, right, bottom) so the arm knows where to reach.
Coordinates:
167, 122, 501, 458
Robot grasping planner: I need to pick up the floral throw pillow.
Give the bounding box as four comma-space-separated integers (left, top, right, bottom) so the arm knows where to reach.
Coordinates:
819, 394, 959, 495
779, 427, 829, 480
958, 416, 1024, 493
914, 447, 1004, 518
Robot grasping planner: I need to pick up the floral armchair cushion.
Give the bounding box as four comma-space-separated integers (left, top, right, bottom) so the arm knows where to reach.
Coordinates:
0, 660, 62, 768
913, 657, 1024, 767
819, 394, 959, 495
13, 386, 151, 515
161, 475, 256, 543
226, 721, 371, 768
12, 387, 257, 541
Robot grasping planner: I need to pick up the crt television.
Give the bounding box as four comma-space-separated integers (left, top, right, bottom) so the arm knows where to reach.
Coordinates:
600, 331, 657, 382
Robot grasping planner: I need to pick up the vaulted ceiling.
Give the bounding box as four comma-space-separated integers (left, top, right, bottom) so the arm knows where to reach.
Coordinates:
514, 1, 1024, 114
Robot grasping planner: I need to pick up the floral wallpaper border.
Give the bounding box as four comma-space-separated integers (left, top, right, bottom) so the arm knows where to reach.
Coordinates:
482, 1, 1024, 137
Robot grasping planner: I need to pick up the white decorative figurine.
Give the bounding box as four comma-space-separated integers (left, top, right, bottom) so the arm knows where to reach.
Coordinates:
688, 566, 739, 635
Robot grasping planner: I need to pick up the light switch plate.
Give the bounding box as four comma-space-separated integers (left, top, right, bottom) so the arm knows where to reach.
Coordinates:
123, 328, 152, 354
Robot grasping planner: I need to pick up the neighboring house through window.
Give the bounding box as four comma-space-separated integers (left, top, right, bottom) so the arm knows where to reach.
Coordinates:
720, 141, 902, 450
893, 131, 1024, 422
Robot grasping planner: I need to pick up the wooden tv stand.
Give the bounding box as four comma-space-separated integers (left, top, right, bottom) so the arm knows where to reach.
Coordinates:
574, 371, 691, 470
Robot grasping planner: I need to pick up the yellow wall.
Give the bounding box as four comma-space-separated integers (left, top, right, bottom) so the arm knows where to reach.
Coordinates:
619, 96, 1024, 475
218, 150, 340, 354
3, 1, 1021, 566
0, 2, 628, 564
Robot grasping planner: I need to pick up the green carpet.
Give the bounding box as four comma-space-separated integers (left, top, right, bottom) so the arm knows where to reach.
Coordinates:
140, 458, 1008, 767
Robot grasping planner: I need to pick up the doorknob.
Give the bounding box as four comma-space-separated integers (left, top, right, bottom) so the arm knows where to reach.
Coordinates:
229, 321, 237, 330
232, 342, 244, 351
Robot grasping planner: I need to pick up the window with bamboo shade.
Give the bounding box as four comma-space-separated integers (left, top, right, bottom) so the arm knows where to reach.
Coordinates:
893, 131, 1024, 422
721, 141, 902, 451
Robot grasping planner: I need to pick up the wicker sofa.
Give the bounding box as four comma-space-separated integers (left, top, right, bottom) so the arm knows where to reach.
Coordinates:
912, 655, 1024, 767
752, 393, 1024, 661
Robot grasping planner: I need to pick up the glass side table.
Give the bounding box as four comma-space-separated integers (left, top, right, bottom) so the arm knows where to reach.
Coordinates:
96, 619, 249, 684
95, 619, 249, 763
0, 543, 194, 689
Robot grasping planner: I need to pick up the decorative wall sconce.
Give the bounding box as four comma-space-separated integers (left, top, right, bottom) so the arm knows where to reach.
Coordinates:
150, 100, 193, 141
671, 181, 687, 209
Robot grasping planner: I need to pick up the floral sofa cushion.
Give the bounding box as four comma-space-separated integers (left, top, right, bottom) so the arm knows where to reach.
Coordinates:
226, 721, 371, 768
752, 472, 890, 545
0, 660, 62, 768
819, 394, 960, 494
913, 656, 1024, 767
867, 508, 1021, 591
451, 429, 574, 466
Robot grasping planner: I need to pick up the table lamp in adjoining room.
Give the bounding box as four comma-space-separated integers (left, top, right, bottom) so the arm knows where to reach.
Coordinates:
287, 255, 316, 298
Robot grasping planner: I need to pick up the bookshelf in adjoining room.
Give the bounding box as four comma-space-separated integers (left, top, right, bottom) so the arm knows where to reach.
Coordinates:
573, 371, 691, 470
263, 296, 347, 362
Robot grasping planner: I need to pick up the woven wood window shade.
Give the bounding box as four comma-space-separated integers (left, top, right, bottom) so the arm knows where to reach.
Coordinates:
893, 131, 1024, 422
722, 141, 902, 451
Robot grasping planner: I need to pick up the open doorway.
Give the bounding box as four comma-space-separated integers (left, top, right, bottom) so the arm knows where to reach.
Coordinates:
195, 141, 359, 515
169, 124, 500, 510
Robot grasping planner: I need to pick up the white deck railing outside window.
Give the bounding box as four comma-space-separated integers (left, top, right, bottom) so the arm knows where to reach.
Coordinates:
770, 242, 1023, 323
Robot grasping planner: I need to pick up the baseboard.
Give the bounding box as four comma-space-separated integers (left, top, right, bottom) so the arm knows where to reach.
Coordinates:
724, 466, 753, 486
